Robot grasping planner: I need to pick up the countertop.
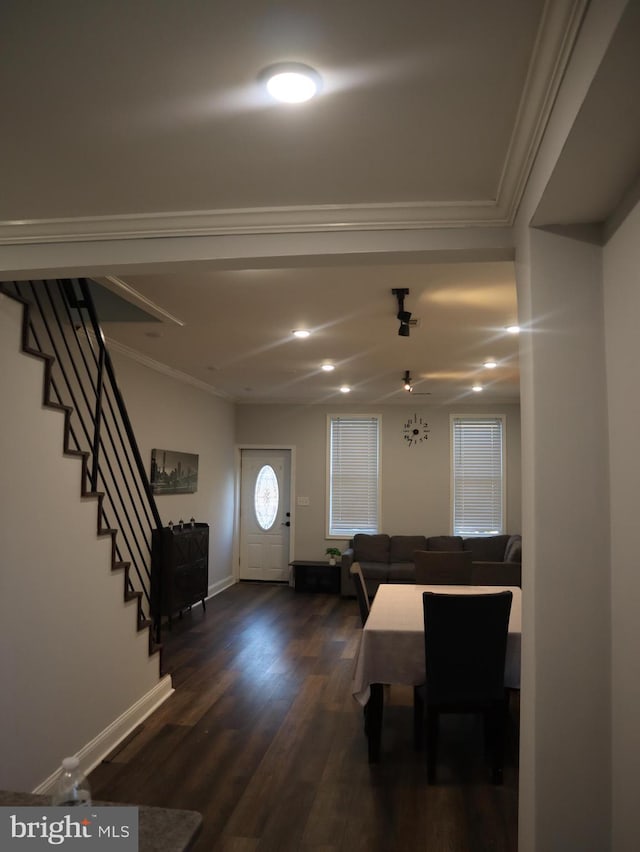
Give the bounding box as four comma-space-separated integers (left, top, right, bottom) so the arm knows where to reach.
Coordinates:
0, 790, 202, 852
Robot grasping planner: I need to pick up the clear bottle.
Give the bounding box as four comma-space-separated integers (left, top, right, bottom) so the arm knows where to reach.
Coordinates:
51, 756, 92, 806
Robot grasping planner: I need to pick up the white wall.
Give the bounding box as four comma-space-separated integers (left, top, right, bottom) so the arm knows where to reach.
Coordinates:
0, 294, 165, 792
515, 228, 611, 852
511, 2, 633, 846
109, 351, 236, 593
603, 199, 640, 852
235, 402, 520, 559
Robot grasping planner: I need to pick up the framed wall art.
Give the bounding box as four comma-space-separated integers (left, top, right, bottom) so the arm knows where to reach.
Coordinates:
150, 449, 199, 495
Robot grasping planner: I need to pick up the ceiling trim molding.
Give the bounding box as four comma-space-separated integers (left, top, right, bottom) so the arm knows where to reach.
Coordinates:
496, 0, 590, 224
0, 200, 510, 246
105, 335, 233, 400
93, 276, 186, 326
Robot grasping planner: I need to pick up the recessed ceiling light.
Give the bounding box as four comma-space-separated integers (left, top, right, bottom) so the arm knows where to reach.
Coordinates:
472, 384, 483, 392
261, 63, 322, 103
506, 325, 521, 335
293, 329, 310, 338
321, 363, 335, 372
484, 359, 497, 369
339, 385, 351, 394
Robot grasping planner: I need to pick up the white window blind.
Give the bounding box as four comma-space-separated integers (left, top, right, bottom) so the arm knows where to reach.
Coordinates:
452, 416, 504, 536
328, 415, 380, 536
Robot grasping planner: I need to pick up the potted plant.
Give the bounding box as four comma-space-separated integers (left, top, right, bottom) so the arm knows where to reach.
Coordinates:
326, 547, 342, 566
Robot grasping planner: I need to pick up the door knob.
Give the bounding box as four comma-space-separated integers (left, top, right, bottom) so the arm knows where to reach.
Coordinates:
281, 521, 290, 527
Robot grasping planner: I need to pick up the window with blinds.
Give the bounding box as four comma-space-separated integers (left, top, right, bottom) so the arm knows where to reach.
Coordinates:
327, 415, 380, 537
451, 415, 505, 536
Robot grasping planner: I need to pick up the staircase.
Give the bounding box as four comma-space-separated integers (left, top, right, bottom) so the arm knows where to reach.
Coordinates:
1, 279, 162, 658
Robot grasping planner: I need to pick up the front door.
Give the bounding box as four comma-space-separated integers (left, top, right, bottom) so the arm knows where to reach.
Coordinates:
239, 449, 291, 581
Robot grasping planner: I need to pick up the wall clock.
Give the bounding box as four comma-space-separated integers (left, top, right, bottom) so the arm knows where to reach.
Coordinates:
403, 413, 430, 446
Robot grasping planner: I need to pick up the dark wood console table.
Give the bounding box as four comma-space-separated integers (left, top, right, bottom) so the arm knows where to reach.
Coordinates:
290, 560, 341, 594
151, 523, 209, 636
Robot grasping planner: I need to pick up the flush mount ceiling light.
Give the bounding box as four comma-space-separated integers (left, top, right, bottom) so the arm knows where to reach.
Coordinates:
484, 359, 497, 369
472, 383, 484, 392
339, 385, 351, 394
506, 325, 521, 335
261, 62, 322, 103
321, 363, 335, 372
292, 329, 310, 338
392, 288, 411, 337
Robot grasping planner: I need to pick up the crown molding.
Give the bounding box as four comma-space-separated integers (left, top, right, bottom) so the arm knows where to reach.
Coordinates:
105, 335, 233, 400
496, 0, 590, 223
0, 199, 508, 246
93, 276, 185, 326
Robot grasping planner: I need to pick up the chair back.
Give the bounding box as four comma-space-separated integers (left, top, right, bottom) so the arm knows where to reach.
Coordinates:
414, 550, 473, 585
350, 561, 370, 626
422, 590, 513, 706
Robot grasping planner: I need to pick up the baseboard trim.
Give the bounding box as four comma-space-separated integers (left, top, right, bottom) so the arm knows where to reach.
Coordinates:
181, 576, 236, 614
207, 576, 235, 598
33, 676, 174, 794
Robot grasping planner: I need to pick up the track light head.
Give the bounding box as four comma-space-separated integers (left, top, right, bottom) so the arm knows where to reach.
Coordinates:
392, 288, 411, 337
402, 370, 413, 391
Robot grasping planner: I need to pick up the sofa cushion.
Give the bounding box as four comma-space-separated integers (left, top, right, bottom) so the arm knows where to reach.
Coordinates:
353, 534, 390, 563
389, 561, 417, 581
359, 561, 390, 581
427, 535, 464, 551
463, 534, 510, 561
389, 535, 428, 562
504, 534, 522, 563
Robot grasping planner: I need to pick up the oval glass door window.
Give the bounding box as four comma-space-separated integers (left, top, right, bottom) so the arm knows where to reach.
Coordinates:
254, 464, 279, 530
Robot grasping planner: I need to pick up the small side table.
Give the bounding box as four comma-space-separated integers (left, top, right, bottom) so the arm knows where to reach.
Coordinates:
290, 560, 341, 594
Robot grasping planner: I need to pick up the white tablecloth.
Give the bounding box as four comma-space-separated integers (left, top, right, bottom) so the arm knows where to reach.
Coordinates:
352, 584, 522, 705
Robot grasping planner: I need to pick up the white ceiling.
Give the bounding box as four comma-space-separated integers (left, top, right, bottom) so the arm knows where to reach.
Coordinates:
2, 0, 639, 405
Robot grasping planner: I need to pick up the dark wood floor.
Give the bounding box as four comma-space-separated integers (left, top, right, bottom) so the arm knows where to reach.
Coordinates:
89, 583, 519, 851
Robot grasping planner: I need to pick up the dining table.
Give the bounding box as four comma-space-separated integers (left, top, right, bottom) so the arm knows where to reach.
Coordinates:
351, 583, 522, 762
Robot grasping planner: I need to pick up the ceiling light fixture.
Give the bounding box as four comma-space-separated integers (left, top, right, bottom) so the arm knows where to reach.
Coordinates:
392, 288, 411, 337
472, 383, 483, 392
506, 325, 521, 335
321, 363, 335, 372
292, 329, 310, 338
339, 385, 351, 394
484, 359, 497, 369
402, 370, 414, 392
261, 62, 322, 103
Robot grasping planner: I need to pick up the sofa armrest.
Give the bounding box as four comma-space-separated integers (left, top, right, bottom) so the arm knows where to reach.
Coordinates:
470, 561, 521, 587
340, 548, 355, 596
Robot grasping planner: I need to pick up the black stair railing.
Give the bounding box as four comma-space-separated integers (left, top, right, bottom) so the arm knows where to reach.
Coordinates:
3, 278, 162, 629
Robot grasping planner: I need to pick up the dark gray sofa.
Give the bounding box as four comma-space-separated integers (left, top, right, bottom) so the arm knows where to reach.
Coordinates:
340, 532, 522, 597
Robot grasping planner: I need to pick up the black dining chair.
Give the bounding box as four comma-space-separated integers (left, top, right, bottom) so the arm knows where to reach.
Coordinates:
415, 590, 513, 783
350, 561, 370, 626
413, 550, 473, 585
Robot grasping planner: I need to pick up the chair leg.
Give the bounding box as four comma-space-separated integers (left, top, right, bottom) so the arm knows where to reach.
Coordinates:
413, 687, 424, 750
485, 702, 507, 784
426, 709, 438, 783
